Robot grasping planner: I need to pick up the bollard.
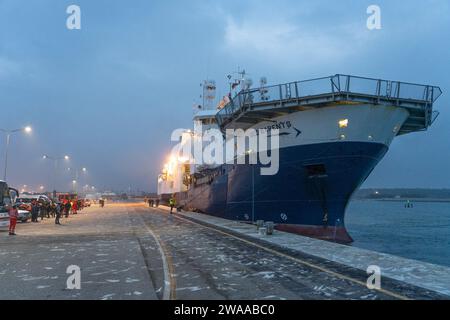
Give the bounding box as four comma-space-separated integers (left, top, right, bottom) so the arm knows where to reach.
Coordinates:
265, 222, 274, 235
259, 227, 267, 236
256, 220, 264, 230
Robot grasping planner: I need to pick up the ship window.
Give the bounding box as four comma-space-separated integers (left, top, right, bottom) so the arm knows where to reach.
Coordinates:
305, 164, 327, 177
202, 118, 217, 125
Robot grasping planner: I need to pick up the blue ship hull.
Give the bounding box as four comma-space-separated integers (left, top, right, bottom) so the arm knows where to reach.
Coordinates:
176, 141, 388, 243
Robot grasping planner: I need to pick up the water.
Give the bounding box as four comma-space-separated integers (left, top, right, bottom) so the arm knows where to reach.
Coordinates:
346, 200, 450, 267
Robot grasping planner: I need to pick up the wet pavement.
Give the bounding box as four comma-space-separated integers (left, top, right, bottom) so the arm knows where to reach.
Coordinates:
173, 208, 450, 298
0, 205, 157, 300
0, 203, 446, 300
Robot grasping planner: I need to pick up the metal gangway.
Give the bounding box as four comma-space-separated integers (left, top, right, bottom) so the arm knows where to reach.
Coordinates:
216, 74, 442, 135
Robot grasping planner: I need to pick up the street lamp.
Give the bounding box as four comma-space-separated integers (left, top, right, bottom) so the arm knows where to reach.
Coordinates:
43, 154, 70, 161
1, 126, 32, 180
69, 167, 87, 194
42, 154, 70, 196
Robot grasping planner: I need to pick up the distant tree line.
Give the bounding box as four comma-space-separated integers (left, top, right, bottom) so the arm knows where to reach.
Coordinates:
354, 188, 450, 200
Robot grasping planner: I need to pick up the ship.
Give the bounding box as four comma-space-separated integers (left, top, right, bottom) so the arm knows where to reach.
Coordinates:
157, 72, 442, 243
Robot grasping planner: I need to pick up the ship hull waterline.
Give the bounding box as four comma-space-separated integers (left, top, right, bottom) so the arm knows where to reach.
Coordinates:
167, 141, 388, 244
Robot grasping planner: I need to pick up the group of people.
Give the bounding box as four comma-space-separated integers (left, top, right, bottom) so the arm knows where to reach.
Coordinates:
145, 197, 160, 208
30, 199, 79, 223
143, 196, 176, 214
8, 198, 85, 236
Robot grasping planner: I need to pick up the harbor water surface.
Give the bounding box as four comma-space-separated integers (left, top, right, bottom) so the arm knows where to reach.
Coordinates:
346, 200, 450, 267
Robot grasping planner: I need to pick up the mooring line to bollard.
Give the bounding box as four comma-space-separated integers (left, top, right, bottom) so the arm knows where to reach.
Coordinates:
170, 212, 410, 301
136, 212, 177, 300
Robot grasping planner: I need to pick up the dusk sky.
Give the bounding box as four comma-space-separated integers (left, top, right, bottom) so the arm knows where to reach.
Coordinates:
1, 0, 449, 192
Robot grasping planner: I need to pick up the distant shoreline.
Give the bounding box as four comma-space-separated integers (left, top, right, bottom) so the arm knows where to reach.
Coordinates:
354, 188, 450, 203
353, 198, 450, 203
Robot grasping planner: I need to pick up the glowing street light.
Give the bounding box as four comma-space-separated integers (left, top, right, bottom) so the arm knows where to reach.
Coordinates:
67, 167, 87, 178
68, 167, 87, 194
42, 154, 70, 195
43, 154, 70, 161
0, 126, 33, 180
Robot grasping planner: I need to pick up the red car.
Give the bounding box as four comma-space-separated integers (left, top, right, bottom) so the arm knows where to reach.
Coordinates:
15, 197, 33, 211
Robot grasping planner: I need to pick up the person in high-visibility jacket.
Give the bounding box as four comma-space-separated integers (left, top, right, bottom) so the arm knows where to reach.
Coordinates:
8, 204, 19, 236
169, 197, 176, 214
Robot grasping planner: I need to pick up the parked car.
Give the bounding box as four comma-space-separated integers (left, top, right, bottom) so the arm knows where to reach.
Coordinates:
15, 197, 33, 211
16, 194, 51, 209
17, 210, 31, 223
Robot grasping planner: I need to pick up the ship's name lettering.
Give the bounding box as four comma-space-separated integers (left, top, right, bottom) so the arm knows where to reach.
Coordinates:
264, 121, 292, 131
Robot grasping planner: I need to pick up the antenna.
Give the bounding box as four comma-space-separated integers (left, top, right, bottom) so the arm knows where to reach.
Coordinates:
243, 78, 253, 90
260, 77, 267, 87
228, 68, 252, 95
260, 76, 269, 101
202, 80, 216, 110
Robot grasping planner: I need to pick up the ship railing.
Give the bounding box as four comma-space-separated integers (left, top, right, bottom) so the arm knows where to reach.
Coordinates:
216, 74, 442, 129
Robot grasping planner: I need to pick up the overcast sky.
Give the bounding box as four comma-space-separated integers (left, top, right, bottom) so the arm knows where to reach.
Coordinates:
0, 0, 449, 192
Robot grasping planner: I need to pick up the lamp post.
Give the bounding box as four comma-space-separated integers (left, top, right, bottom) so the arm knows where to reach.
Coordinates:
1, 126, 32, 181
67, 167, 87, 194
43, 154, 70, 198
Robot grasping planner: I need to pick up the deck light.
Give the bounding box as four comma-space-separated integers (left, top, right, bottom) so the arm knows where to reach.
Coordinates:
339, 119, 349, 128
